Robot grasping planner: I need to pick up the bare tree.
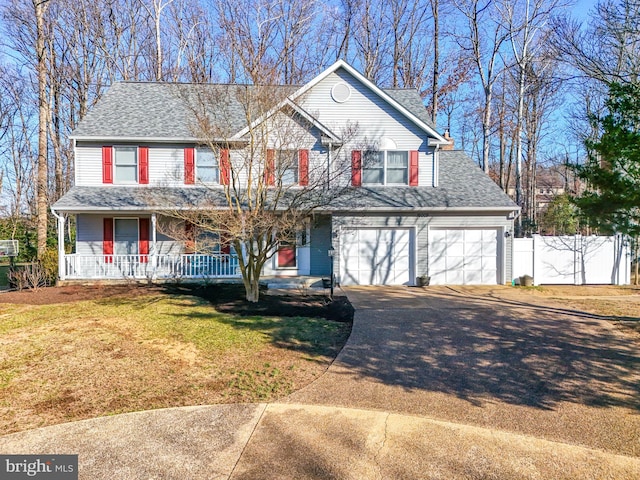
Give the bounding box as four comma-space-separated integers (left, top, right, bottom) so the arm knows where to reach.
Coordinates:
552, 0, 640, 149
501, 0, 565, 233
159, 84, 353, 302
453, 0, 512, 172
138, 0, 176, 81
431, 0, 441, 125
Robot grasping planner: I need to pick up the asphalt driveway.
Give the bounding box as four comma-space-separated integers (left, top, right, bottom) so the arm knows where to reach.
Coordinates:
287, 285, 640, 456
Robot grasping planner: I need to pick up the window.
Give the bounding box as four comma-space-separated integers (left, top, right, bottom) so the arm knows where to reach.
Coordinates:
114, 219, 138, 255
114, 147, 138, 183
362, 151, 409, 185
196, 148, 219, 183
363, 151, 384, 184
277, 150, 298, 185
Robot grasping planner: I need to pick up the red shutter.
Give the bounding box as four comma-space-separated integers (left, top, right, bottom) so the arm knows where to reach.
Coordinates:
139, 146, 149, 184
265, 149, 275, 186
409, 150, 419, 186
102, 146, 113, 184
220, 232, 231, 255
299, 149, 309, 186
351, 150, 362, 187
103, 218, 114, 263
220, 149, 230, 185
184, 221, 195, 252
139, 218, 149, 263
184, 147, 195, 184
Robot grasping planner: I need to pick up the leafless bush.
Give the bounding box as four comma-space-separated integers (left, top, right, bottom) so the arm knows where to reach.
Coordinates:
8, 262, 50, 291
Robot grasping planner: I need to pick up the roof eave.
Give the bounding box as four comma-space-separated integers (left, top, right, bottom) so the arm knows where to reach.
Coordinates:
70, 135, 250, 146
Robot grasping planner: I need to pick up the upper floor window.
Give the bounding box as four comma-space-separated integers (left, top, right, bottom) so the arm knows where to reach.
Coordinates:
265, 149, 308, 187
114, 146, 138, 183
363, 150, 408, 185
196, 148, 219, 183
277, 150, 299, 185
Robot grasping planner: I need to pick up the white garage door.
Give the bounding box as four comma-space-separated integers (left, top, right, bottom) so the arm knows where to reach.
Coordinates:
429, 229, 500, 285
340, 228, 413, 286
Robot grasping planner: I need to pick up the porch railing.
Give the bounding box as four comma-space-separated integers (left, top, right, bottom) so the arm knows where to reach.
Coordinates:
63, 254, 241, 280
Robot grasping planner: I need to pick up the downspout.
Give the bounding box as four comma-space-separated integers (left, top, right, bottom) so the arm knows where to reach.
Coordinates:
327, 142, 332, 188
433, 144, 439, 187
50, 207, 65, 281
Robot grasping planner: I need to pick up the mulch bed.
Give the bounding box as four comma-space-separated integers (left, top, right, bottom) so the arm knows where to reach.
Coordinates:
0, 283, 354, 323
164, 284, 354, 323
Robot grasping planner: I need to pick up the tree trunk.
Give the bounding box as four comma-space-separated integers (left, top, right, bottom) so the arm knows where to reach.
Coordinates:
431, 0, 439, 126
482, 94, 491, 172
35, 0, 50, 259
514, 61, 526, 215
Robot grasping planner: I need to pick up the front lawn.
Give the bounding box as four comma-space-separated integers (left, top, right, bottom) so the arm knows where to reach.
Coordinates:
0, 286, 352, 434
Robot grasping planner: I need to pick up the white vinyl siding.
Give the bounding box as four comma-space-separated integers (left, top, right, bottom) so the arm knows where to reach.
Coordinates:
74, 145, 104, 186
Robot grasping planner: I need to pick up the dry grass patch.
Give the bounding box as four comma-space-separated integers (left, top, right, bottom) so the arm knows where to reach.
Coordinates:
494, 284, 640, 335
0, 292, 350, 434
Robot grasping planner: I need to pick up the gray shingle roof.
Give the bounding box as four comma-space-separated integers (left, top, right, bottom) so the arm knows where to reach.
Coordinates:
71, 83, 297, 140
53, 150, 517, 213
383, 89, 435, 131
71, 81, 435, 141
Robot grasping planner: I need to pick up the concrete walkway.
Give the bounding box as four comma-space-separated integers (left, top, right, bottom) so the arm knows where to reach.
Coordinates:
2, 286, 640, 479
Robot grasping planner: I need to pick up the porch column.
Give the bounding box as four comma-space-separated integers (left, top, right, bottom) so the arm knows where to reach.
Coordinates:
57, 213, 65, 280
151, 213, 157, 276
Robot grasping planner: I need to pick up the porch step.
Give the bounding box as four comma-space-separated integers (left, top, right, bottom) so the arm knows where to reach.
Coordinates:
262, 276, 327, 291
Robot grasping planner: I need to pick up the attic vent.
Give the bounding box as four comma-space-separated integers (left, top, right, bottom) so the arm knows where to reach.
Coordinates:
331, 82, 351, 103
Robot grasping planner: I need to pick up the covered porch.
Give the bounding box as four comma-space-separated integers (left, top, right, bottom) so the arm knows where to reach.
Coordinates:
52, 208, 242, 281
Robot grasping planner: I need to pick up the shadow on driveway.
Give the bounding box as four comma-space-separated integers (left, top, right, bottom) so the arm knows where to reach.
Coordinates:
341, 287, 640, 410
286, 286, 640, 456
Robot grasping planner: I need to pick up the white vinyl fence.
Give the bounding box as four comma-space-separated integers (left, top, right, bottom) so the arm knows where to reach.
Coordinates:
513, 234, 630, 286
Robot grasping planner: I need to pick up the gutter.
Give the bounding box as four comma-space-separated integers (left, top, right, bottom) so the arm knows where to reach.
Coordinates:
70, 135, 250, 145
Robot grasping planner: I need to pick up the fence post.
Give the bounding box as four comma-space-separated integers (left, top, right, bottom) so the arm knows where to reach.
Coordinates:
574, 234, 581, 285
532, 234, 540, 286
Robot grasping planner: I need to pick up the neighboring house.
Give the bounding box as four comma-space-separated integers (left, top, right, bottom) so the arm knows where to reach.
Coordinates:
52, 60, 518, 286
505, 165, 583, 225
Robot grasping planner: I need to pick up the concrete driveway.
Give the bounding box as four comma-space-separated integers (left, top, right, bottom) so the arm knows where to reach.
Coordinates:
2, 285, 640, 479
287, 286, 640, 456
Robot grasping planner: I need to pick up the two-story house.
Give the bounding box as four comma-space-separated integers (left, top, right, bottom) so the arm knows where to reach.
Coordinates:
51, 60, 518, 286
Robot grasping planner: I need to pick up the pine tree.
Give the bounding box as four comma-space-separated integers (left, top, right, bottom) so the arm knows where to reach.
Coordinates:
573, 82, 640, 283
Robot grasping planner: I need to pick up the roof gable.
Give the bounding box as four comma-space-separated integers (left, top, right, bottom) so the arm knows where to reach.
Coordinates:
291, 61, 446, 143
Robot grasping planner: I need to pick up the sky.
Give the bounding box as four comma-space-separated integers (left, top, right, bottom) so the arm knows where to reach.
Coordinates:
571, 0, 600, 20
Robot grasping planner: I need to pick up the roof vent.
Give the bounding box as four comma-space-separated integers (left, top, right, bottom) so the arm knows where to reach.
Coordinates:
331, 82, 351, 103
